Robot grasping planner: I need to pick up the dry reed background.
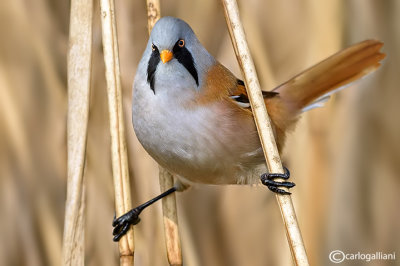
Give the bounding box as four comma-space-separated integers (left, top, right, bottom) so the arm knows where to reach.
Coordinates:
1, 0, 399, 265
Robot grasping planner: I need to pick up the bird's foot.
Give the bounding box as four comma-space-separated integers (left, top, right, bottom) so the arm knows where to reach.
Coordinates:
112, 208, 142, 242
261, 167, 295, 195
112, 186, 177, 242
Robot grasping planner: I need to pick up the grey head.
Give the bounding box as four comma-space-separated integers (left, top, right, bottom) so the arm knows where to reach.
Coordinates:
138, 17, 215, 94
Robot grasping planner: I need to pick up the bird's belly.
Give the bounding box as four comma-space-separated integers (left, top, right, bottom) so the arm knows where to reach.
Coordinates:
134, 107, 229, 183
132, 90, 263, 185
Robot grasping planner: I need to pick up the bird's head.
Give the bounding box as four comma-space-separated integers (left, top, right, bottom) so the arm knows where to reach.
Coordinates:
142, 17, 215, 94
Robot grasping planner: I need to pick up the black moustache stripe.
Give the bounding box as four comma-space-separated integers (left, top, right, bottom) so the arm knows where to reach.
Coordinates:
147, 45, 160, 94
173, 42, 199, 86
147, 41, 199, 93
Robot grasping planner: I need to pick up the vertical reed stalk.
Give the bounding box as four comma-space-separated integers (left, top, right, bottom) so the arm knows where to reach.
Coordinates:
99, 0, 134, 264
62, 0, 93, 265
146, 1, 183, 265
221, 0, 309, 265
146, 0, 161, 35
158, 167, 183, 266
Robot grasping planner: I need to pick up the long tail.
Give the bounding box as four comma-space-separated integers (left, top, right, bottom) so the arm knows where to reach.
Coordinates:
265, 40, 385, 150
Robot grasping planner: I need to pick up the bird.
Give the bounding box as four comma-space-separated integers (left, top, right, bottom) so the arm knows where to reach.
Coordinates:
112, 16, 385, 241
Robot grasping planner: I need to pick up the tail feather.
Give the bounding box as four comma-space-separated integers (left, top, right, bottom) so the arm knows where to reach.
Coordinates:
273, 40, 385, 110
265, 40, 385, 151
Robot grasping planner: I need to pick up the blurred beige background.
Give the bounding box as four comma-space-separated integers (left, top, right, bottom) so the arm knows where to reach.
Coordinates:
1, 0, 399, 265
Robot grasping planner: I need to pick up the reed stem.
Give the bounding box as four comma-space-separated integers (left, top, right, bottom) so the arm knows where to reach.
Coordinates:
99, 0, 134, 264
62, 0, 93, 265
221, 0, 309, 265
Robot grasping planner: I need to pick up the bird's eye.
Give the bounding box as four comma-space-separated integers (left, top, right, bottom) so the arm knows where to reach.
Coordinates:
151, 43, 156, 51
178, 39, 185, 47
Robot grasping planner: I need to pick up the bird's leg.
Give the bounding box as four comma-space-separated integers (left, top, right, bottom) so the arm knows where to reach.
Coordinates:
112, 186, 177, 241
261, 167, 295, 195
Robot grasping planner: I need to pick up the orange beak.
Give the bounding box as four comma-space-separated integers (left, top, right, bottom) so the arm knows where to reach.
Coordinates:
160, 50, 173, 64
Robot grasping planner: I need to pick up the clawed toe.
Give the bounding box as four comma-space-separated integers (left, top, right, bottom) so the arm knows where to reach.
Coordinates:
112, 208, 141, 242
261, 166, 295, 195
112, 187, 178, 242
